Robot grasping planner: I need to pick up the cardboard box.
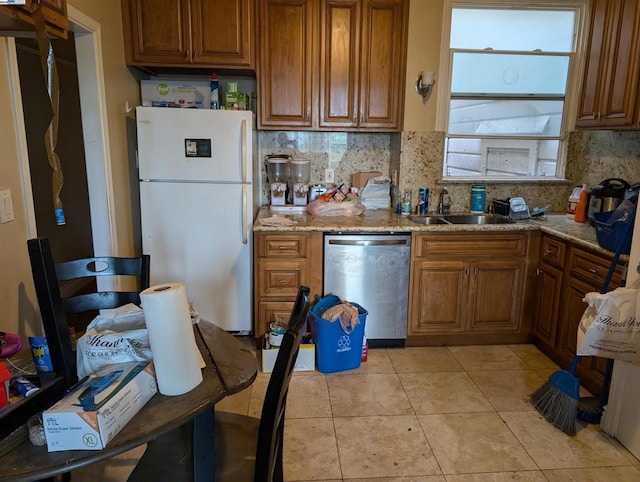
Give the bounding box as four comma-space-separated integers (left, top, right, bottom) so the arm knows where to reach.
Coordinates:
43, 362, 157, 451
350, 171, 382, 190
225, 92, 248, 110
141, 80, 211, 108
261, 341, 315, 373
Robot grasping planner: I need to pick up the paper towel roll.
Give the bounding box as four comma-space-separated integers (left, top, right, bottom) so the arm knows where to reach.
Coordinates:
140, 283, 203, 395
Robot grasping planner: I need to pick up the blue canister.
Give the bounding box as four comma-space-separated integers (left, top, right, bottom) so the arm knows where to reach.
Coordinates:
418, 188, 429, 214
28, 336, 54, 373
470, 184, 486, 213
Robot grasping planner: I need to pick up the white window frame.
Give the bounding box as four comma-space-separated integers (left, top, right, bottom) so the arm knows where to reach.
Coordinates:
435, 0, 590, 182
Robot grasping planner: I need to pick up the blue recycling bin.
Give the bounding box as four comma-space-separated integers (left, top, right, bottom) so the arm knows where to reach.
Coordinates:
310, 295, 367, 373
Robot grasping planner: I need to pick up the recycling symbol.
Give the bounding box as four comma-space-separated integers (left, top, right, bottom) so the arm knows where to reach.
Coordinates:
337, 335, 351, 351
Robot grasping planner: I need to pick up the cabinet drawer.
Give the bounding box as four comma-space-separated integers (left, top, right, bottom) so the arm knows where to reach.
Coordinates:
257, 261, 308, 296
413, 233, 528, 258
567, 246, 623, 288
257, 234, 309, 258
540, 236, 566, 268
256, 301, 295, 337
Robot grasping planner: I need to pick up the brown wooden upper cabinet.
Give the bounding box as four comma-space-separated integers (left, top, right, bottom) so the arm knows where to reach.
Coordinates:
121, 0, 255, 70
258, 0, 408, 131
576, 0, 640, 129
0, 0, 68, 39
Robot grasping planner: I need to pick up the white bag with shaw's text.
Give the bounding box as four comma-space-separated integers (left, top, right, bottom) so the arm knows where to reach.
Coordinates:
76, 304, 153, 378
577, 287, 640, 364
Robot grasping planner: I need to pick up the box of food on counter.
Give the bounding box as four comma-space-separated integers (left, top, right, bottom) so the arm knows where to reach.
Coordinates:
43, 362, 157, 452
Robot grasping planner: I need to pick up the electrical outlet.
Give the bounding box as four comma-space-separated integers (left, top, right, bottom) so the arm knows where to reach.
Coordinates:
324, 168, 335, 183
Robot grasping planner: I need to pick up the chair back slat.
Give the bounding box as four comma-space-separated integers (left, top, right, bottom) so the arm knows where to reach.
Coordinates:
62, 292, 144, 315
254, 285, 310, 482
55, 256, 148, 281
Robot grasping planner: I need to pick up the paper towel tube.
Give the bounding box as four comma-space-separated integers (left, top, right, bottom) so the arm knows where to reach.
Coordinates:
140, 283, 203, 395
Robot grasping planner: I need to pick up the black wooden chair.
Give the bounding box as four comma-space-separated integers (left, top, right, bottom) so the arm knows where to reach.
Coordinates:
128, 285, 311, 482
27, 236, 150, 387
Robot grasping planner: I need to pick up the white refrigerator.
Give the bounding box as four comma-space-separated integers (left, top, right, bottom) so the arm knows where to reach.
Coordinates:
136, 107, 260, 333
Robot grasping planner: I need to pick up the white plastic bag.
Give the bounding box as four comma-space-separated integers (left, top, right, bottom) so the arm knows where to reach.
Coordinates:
577, 287, 640, 363
76, 303, 153, 378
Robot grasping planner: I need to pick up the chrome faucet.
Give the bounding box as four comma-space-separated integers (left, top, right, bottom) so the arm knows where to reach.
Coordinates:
438, 187, 451, 214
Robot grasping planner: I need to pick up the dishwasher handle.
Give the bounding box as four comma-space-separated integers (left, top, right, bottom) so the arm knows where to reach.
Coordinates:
327, 239, 409, 247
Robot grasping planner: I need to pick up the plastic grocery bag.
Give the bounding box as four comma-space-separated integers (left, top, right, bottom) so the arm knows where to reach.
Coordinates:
307, 195, 364, 216
576, 287, 640, 363
76, 303, 152, 378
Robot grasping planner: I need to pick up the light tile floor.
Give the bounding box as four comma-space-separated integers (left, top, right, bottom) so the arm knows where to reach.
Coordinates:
72, 344, 640, 481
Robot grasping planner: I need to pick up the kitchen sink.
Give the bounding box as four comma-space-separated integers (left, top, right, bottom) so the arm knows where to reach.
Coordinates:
407, 215, 449, 225
444, 214, 514, 224
407, 214, 514, 225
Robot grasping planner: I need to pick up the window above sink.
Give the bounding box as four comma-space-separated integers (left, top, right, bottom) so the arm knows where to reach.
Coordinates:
436, 1, 588, 182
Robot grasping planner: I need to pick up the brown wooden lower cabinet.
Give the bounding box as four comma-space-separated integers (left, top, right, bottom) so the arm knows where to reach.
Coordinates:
408, 232, 532, 345
253, 231, 322, 338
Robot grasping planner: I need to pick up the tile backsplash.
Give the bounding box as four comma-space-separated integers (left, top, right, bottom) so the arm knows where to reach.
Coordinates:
258, 130, 640, 213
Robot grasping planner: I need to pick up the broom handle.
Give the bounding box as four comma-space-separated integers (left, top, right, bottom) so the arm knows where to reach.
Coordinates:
569, 355, 579, 374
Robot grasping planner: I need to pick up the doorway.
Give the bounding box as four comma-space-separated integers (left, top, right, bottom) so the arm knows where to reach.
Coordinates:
15, 32, 94, 263
11, 6, 118, 285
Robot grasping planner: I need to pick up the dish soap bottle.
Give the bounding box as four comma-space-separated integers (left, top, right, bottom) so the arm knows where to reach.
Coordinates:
574, 184, 588, 223
210, 72, 219, 109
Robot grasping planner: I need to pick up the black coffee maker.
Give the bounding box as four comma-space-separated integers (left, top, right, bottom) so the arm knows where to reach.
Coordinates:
587, 178, 629, 225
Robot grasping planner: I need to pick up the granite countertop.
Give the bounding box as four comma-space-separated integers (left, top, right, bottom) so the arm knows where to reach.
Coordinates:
254, 207, 623, 259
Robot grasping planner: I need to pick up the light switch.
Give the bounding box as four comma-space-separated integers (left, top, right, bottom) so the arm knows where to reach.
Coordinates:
0, 189, 15, 224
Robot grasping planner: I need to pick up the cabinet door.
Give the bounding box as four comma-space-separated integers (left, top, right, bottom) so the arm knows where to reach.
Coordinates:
599, 0, 640, 126
122, 0, 191, 65
576, 0, 609, 126
319, 0, 360, 128
409, 260, 469, 334
190, 0, 254, 67
469, 259, 524, 332
557, 276, 590, 365
358, 0, 407, 130
533, 263, 563, 351
556, 275, 608, 395
577, 0, 640, 128
258, 0, 317, 128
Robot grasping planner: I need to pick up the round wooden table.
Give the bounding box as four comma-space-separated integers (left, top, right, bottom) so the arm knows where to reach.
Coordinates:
0, 320, 258, 482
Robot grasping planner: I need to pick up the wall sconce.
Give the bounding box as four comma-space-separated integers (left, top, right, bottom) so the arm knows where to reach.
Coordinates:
415, 71, 436, 103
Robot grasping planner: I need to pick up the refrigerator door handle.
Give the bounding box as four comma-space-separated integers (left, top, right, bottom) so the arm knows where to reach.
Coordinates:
241, 119, 247, 183
242, 183, 248, 245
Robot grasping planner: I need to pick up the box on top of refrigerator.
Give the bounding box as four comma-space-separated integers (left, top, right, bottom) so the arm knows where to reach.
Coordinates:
141, 80, 210, 108
43, 362, 157, 452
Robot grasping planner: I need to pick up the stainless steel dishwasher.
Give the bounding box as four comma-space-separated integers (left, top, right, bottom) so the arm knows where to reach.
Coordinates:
323, 233, 411, 347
